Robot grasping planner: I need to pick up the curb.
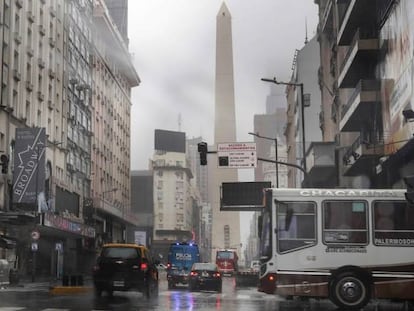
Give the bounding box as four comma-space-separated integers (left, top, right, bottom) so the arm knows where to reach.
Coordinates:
49, 285, 93, 295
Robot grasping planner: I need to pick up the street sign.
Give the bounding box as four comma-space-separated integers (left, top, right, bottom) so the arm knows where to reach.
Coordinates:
217, 142, 257, 168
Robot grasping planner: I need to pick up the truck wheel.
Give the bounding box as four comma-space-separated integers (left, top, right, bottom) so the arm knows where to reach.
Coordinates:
329, 271, 370, 310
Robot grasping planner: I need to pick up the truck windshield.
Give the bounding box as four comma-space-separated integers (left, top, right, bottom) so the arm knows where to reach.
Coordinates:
217, 251, 234, 259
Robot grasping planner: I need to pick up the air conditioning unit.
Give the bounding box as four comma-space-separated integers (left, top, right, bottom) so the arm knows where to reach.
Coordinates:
49, 37, 56, 47
13, 70, 21, 81
27, 47, 34, 57
37, 92, 45, 101
25, 81, 33, 91
14, 32, 22, 44
27, 12, 35, 23
38, 58, 45, 68
48, 69, 56, 79
39, 25, 46, 36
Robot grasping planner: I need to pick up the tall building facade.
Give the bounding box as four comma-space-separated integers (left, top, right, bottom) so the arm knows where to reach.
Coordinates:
253, 110, 286, 185
285, 36, 323, 188
0, 0, 138, 279
90, 0, 140, 246
210, 3, 240, 260
151, 130, 202, 261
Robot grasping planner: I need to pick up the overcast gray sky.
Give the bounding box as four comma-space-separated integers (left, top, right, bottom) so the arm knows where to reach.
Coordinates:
128, 1, 319, 170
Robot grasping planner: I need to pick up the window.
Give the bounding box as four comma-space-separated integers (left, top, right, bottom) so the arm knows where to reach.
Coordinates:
277, 201, 316, 253
323, 200, 368, 245
102, 247, 140, 259
373, 200, 414, 246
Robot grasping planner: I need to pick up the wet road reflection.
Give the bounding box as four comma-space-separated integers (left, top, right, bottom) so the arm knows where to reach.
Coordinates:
0, 274, 412, 310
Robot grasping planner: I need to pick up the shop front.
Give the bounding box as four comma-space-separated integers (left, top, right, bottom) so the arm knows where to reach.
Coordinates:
31, 212, 96, 280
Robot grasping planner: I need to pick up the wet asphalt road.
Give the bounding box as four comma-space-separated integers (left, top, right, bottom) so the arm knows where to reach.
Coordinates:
0, 273, 412, 311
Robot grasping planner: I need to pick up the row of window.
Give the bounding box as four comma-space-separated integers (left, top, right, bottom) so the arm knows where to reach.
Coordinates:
276, 200, 414, 253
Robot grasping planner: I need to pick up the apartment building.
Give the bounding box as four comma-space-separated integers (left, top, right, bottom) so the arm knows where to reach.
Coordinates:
151, 129, 202, 260
313, 0, 414, 189
0, 0, 139, 279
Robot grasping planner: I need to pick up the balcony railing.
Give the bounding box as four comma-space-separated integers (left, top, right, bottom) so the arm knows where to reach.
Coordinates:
341, 79, 380, 119
339, 28, 378, 74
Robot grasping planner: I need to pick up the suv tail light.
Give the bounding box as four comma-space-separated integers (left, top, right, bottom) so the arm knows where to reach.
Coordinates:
190, 271, 198, 276
213, 272, 221, 278
140, 262, 148, 271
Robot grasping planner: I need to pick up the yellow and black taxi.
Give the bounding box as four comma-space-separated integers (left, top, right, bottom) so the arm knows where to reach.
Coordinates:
92, 243, 159, 298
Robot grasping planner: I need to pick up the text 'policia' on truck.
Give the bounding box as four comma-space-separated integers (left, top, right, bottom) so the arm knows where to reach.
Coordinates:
166, 242, 200, 289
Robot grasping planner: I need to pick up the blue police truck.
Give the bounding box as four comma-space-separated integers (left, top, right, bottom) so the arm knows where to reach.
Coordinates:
167, 242, 200, 289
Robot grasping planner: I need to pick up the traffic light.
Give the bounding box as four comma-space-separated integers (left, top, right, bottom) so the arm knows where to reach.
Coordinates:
197, 142, 208, 165
0, 154, 9, 174
403, 175, 414, 204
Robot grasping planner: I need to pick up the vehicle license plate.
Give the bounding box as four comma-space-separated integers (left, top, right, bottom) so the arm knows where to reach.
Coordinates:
202, 272, 209, 277
113, 280, 124, 287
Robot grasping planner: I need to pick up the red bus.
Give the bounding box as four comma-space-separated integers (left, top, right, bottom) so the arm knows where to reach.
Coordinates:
215, 249, 238, 276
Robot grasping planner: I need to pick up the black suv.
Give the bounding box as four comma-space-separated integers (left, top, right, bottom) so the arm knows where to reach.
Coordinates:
92, 243, 159, 298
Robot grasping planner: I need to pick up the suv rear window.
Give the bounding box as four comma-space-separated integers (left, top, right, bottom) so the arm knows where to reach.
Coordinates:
102, 247, 141, 259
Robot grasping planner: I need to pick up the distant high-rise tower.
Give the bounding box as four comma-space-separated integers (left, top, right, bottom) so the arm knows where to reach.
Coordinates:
209, 2, 240, 259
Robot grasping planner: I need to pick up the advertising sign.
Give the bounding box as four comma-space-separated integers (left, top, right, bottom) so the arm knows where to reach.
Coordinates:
134, 231, 147, 246
12, 128, 46, 208
380, 0, 414, 153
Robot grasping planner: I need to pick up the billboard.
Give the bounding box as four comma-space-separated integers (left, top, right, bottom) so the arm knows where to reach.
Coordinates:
134, 231, 147, 246
12, 128, 46, 209
380, 0, 414, 154
154, 129, 185, 153
220, 181, 271, 211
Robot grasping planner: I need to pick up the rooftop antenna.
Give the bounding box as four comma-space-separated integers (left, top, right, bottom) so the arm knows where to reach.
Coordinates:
178, 113, 182, 132
304, 17, 308, 45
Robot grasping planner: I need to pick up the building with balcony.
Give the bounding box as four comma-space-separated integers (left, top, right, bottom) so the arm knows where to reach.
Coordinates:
90, 0, 140, 247
314, 0, 414, 189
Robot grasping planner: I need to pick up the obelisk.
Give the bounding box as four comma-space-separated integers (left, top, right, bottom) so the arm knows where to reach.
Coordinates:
209, 2, 240, 261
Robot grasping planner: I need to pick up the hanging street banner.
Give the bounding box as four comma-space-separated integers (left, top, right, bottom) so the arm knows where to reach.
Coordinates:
217, 142, 257, 168
12, 127, 46, 208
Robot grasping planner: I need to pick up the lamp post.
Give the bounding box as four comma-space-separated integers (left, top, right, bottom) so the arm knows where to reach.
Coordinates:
261, 77, 307, 175
248, 132, 279, 187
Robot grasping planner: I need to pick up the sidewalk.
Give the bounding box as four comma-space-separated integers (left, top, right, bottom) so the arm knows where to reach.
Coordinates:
1, 275, 94, 294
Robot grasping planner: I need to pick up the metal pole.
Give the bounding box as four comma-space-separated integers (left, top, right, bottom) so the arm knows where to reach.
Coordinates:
248, 132, 279, 188
260, 78, 307, 186
300, 83, 307, 175
274, 137, 279, 188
